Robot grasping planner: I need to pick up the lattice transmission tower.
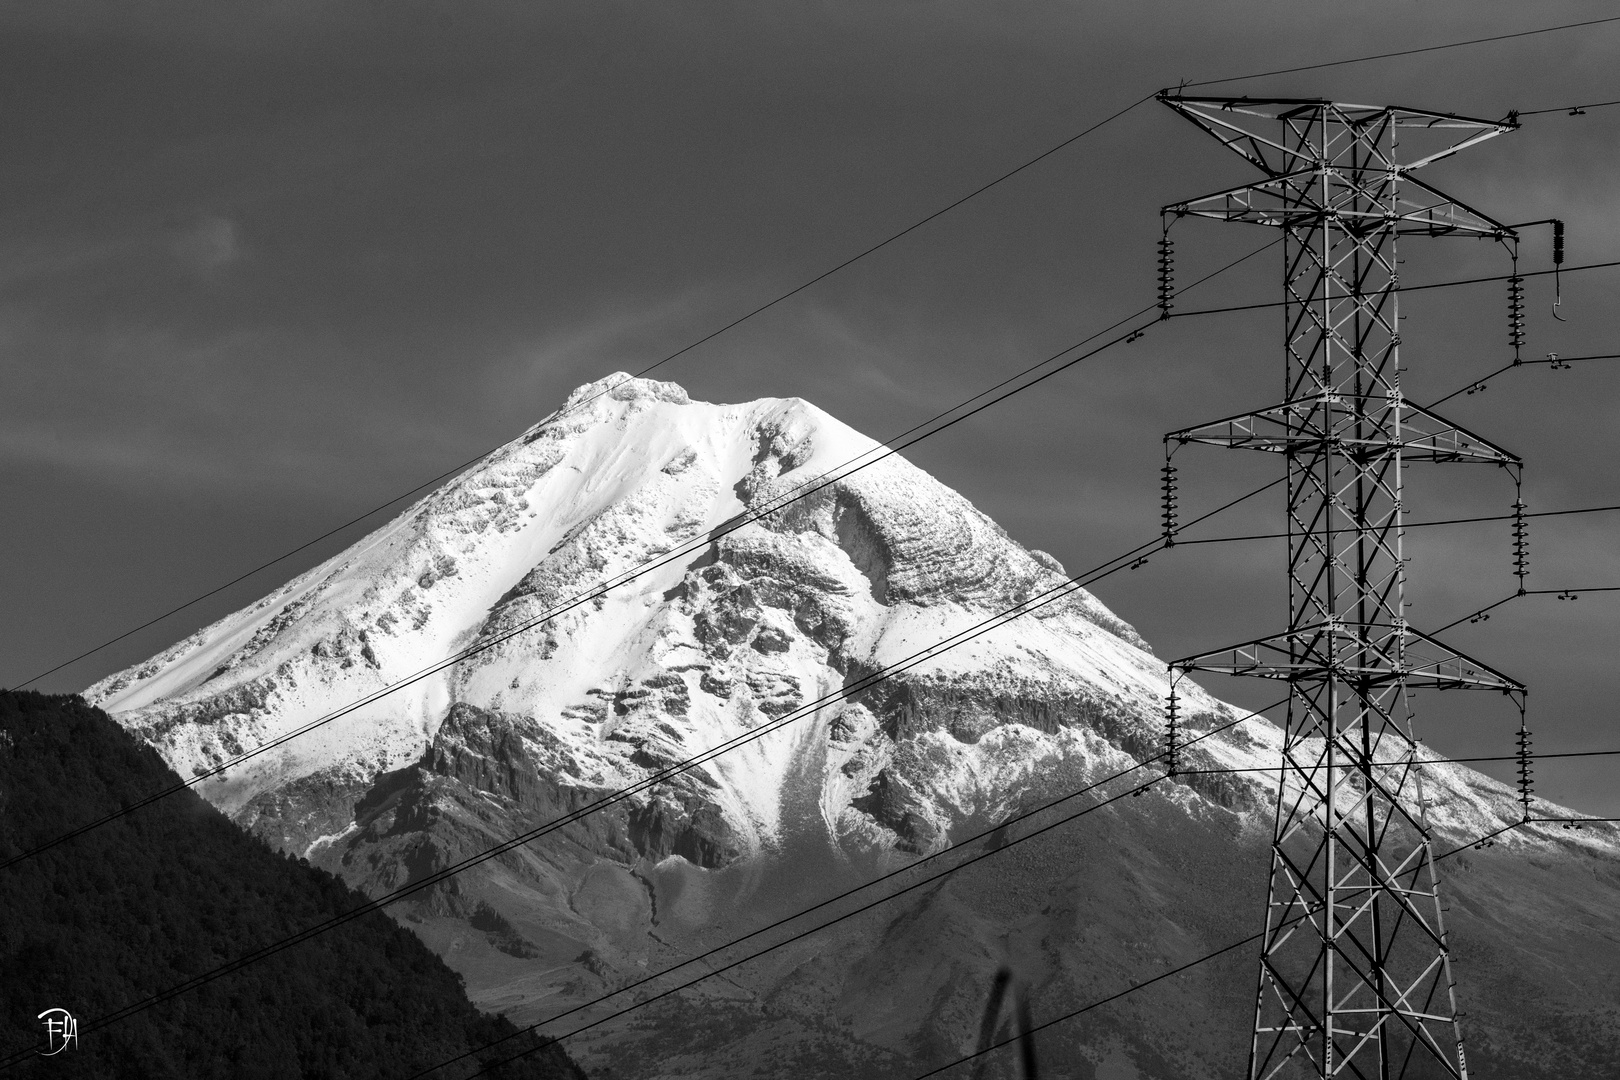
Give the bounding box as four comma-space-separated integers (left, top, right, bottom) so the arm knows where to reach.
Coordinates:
1156, 96, 1529, 1080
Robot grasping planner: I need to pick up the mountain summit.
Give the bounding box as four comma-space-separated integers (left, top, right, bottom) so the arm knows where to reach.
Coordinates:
85, 373, 1196, 860
85, 375, 1620, 1079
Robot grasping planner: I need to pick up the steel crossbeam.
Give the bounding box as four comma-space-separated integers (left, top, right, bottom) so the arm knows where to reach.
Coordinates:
1169, 400, 1519, 466
1158, 94, 1525, 1080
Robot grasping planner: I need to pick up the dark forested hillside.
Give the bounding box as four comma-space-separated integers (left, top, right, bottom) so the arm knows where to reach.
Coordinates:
0, 691, 583, 1080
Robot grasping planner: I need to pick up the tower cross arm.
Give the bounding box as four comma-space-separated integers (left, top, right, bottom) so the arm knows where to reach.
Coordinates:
1165, 398, 1523, 465
1170, 623, 1523, 694
1398, 403, 1521, 465
1402, 628, 1524, 694
1158, 94, 1517, 177
1395, 174, 1517, 238
1156, 93, 1312, 177
1165, 173, 1514, 236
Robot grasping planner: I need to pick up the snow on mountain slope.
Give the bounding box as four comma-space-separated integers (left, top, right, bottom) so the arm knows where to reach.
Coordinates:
84, 374, 1201, 856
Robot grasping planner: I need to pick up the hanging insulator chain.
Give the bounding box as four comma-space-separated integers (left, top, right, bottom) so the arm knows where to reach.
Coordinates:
1161, 459, 1178, 545
1552, 219, 1567, 321
1515, 721, 1534, 821
1512, 498, 1529, 593
1156, 233, 1175, 320
1164, 684, 1180, 778
1508, 273, 1526, 361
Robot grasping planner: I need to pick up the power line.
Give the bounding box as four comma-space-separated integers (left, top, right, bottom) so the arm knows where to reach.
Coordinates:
1519, 98, 1620, 117
14, 4, 1613, 714
1173, 502, 1620, 548
1171, 752, 1620, 824
1494, 502, 1620, 522
3, 95, 1158, 696
914, 927, 1262, 1080
26, 15, 1616, 695
415, 700, 1285, 1080
32, 373, 1584, 1064
1403, 260, 1620, 293
1524, 585, 1620, 596
0, 27, 1609, 1080
907, 816, 1540, 1080
1406, 504, 1620, 529
1172, 518, 1620, 720
157, 420, 1561, 1029
48, 459, 1583, 1072
1431, 593, 1521, 635
467, 788, 1144, 1079
0, 318, 1136, 871
1427, 352, 1620, 409
1, 232, 1288, 874
0, 494, 1283, 1080
22, 10, 1613, 697
11, 214, 1263, 707
1168, 257, 1620, 320
1174, 749, 1620, 774
27, 401, 1584, 880
0, 541, 1157, 1059
1425, 359, 1522, 410
4, 457, 488, 692
0, 465, 1293, 1063
1431, 586, 1620, 635
0, 489, 1293, 1069
468, 815, 1543, 1080
459, 771, 1620, 1078
13, 20, 1616, 1062
1479, 747, 1620, 762
1183, 15, 1620, 88
382, 44, 1620, 1080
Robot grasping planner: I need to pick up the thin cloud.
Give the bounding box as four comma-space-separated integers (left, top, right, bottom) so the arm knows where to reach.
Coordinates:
169, 216, 242, 275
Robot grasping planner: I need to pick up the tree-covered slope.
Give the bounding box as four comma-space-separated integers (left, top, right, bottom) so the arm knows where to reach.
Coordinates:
0, 691, 582, 1080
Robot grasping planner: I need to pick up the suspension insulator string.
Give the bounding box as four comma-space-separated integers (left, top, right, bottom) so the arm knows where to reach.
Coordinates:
1156, 224, 1175, 320
1164, 679, 1181, 779
1161, 450, 1178, 546
1552, 219, 1566, 322
1515, 697, 1534, 823
1511, 482, 1528, 595
1508, 252, 1526, 363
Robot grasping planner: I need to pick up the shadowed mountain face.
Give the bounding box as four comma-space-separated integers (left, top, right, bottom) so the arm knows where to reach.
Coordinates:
85, 376, 1620, 1078
0, 691, 583, 1080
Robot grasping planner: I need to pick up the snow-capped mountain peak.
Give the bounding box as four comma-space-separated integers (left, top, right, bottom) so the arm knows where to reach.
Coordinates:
87, 374, 1174, 853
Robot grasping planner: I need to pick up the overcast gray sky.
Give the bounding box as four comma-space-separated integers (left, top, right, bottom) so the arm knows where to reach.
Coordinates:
4, 1, 1619, 813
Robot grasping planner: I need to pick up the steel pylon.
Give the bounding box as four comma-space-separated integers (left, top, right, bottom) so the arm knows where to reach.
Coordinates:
1157, 96, 1526, 1080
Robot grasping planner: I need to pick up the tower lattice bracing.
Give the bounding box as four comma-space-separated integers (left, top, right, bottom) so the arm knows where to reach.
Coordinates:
1158, 97, 1527, 1080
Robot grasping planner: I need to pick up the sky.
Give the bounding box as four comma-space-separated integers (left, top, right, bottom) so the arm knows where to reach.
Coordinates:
3, 0, 1619, 814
